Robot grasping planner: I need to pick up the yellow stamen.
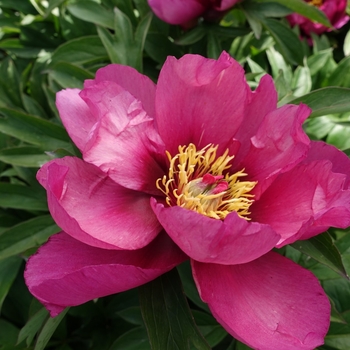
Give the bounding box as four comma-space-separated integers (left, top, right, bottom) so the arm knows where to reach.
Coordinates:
308, 0, 323, 7
156, 143, 257, 220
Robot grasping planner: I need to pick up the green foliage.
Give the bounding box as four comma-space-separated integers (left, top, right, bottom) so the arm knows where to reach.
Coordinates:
1, 0, 350, 349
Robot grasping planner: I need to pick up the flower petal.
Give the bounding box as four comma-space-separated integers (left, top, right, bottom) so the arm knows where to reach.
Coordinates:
192, 251, 330, 350
37, 157, 162, 250
81, 81, 166, 194
151, 199, 280, 264
155, 52, 249, 155
233, 74, 278, 166
239, 103, 311, 197
92, 64, 156, 118
25, 232, 187, 316
251, 159, 350, 246
56, 88, 96, 151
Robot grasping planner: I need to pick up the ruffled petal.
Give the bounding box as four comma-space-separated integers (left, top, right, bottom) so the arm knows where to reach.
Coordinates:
192, 251, 330, 350
56, 89, 96, 151
148, 0, 206, 25
92, 64, 156, 118
251, 159, 350, 246
239, 103, 311, 198
155, 52, 250, 155
37, 157, 162, 250
233, 74, 278, 166
151, 199, 280, 264
80, 81, 166, 194
25, 232, 187, 316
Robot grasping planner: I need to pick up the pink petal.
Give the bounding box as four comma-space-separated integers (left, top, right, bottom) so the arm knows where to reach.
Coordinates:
56, 89, 96, 151
148, 0, 206, 25
80, 81, 166, 195
25, 232, 187, 316
155, 52, 250, 155
214, 0, 240, 11
92, 64, 156, 118
37, 157, 162, 250
151, 199, 280, 264
233, 74, 278, 166
251, 159, 350, 246
304, 141, 350, 187
192, 251, 330, 350
239, 103, 311, 198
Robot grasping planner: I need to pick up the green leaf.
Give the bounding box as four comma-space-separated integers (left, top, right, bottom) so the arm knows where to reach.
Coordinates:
0, 215, 59, 261
34, 308, 69, 350
139, 269, 211, 350
327, 56, 350, 87
289, 87, 350, 117
17, 308, 49, 347
0, 107, 71, 150
0, 256, 22, 311
0, 183, 47, 211
0, 146, 52, 167
257, 0, 331, 27
109, 327, 151, 350
207, 31, 222, 59
98, 10, 152, 71
50, 36, 108, 66
175, 26, 207, 46
67, 1, 114, 29
47, 62, 94, 89
177, 261, 210, 313
262, 18, 304, 65
291, 232, 348, 279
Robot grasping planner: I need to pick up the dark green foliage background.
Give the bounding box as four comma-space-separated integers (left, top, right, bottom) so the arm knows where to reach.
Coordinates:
1, 0, 350, 349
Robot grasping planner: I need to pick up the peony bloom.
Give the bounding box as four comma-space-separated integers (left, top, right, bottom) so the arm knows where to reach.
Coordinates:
287, 0, 349, 36
147, 0, 240, 26
25, 52, 350, 349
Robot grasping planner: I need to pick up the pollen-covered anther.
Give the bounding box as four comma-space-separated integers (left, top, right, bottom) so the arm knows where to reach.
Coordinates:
156, 143, 257, 220
308, 0, 323, 7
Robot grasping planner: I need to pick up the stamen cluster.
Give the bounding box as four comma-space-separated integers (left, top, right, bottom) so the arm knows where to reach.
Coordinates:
156, 143, 257, 220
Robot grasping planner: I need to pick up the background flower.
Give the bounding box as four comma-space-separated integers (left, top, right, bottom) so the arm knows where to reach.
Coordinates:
287, 0, 349, 35
147, 0, 241, 26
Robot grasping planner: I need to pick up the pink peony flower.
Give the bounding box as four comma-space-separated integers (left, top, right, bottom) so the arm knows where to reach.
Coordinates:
25, 52, 350, 349
147, 0, 240, 26
287, 0, 349, 35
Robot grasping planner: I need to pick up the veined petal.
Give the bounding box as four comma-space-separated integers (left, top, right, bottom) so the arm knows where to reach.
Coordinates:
239, 103, 311, 198
37, 157, 162, 250
56, 89, 96, 151
251, 159, 350, 246
81, 81, 166, 194
192, 252, 330, 350
233, 75, 277, 166
151, 199, 280, 264
88, 63, 156, 118
25, 232, 187, 316
155, 51, 249, 155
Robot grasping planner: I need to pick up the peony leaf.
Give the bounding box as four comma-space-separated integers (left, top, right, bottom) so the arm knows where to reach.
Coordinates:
139, 268, 211, 350
67, 1, 115, 29
0, 107, 71, 150
0, 256, 22, 312
0, 146, 52, 168
262, 18, 304, 65
290, 87, 350, 117
17, 307, 49, 347
257, 0, 331, 27
34, 308, 69, 350
0, 216, 59, 261
109, 327, 151, 350
291, 232, 348, 279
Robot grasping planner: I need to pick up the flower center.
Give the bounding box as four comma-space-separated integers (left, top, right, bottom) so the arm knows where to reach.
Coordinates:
156, 143, 257, 220
307, 0, 323, 7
